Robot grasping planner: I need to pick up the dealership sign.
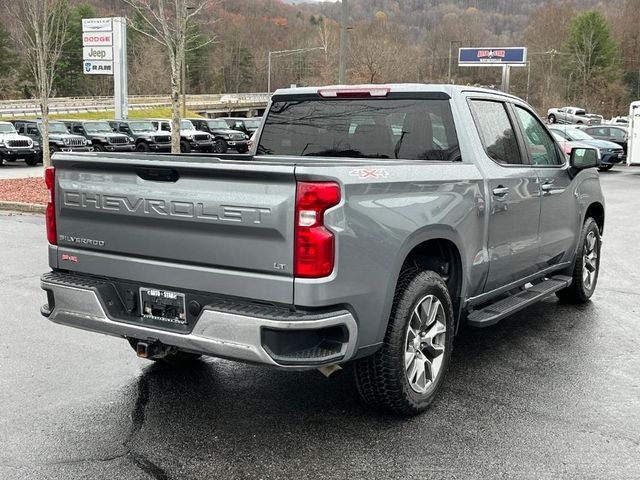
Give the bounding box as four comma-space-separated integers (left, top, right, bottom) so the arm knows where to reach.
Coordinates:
458, 47, 527, 66
82, 18, 113, 75
82, 18, 112, 32
83, 60, 113, 75
83, 46, 113, 61
82, 32, 113, 47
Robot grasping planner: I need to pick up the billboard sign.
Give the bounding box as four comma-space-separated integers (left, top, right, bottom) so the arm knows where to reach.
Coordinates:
458, 47, 527, 66
82, 18, 113, 32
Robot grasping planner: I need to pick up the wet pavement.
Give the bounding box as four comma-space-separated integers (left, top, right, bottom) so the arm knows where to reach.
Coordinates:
1, 168, 639, 479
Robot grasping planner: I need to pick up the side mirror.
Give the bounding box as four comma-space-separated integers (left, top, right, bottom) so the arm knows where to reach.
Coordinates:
570, 147, 599, 170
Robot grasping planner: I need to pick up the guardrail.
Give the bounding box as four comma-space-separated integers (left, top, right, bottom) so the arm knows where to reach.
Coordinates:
0, 93, 272, 117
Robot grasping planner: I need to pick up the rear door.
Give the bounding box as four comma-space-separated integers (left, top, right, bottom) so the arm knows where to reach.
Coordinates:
512, 104, 579, 268
468, 98, 541, 292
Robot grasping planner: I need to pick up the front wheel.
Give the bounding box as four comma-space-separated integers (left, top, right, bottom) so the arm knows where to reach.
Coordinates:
213, 138, 228, 154
25, 155, 39, 166
354, 269, 454, 416
180, 141, 191, 153
556, 217, 601, 303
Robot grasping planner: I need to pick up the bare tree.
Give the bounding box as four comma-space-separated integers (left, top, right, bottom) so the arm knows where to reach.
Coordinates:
123, 0, 214, 153
9, 0, 69, 167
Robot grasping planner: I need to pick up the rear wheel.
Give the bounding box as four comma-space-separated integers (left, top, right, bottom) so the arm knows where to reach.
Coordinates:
556, 217, 601, 303
354, 269, 454, 416
548, 114, 556, 124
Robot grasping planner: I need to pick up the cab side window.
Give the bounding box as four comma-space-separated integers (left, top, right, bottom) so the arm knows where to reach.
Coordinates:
514, 106, 562, 166
469, 99, 522, 165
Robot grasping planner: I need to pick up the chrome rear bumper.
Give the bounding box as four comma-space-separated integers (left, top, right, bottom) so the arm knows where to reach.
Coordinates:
41, 272, 358, 369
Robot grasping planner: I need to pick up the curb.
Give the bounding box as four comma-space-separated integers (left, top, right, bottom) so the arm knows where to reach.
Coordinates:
0, 201, 45, 214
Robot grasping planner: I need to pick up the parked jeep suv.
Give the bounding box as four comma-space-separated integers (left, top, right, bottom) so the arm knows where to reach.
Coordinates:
187, 118, 248, 153
220, 117, 261, 137
0, 121, 41, 166
13, 120, 92, 154
62, 120, 135, 152
108, 120, 172, 153
146, 119, 212, 153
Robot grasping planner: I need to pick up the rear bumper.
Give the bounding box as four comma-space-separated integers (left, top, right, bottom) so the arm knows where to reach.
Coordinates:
41, 271, 358, 369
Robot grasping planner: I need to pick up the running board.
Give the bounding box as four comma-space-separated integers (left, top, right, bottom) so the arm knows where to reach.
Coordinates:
467, 276, 572, 328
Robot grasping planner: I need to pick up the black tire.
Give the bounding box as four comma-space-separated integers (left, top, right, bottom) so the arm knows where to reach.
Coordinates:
25, 155, 39, 166
548, 114, 556, 124
127, 339, 202, 366
354, 269, 454, 416
556, 217, 601, 303
213, 138, 228, 154
598, 165, 613, 171
237, 146, 249, 154
180, 140, 191, 153
93, 143, 105, 152
136, 142, 150, 152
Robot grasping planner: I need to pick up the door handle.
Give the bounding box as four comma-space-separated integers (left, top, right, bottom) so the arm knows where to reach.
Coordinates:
541, 182, 554, 192
492, 186, 510, 197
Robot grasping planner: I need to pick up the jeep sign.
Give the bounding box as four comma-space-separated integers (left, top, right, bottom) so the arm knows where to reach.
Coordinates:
82, 33, 113, 46
83, 47, 113, 61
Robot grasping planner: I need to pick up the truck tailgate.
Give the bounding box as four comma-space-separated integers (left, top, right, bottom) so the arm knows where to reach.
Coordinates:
52, 154, 296, 303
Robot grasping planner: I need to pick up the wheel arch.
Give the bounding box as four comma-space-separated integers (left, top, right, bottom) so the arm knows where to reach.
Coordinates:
585, 201, 605, 235
391, 232, 466, 334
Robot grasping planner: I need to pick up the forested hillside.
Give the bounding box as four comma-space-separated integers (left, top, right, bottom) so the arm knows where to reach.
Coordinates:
0, 0, 637, 115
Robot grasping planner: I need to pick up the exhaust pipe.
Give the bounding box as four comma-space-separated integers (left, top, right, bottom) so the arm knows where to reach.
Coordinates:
317, 364, 343, 379
136, 341, 150, 358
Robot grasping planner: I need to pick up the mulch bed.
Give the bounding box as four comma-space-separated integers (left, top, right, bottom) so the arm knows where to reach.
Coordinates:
0, 177, 48, 205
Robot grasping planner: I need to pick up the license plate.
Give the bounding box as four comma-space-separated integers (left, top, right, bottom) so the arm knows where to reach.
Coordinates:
139, 288, 187, 325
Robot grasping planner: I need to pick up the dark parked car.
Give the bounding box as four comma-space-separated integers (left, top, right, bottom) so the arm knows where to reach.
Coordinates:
220, 117, 262, 137
13, 120, 92, 154
187, 118, 248, 153
108, 120, 172, 152
61, 120, 135, 152
549, 126, 624, 170
577, 125, 628, 154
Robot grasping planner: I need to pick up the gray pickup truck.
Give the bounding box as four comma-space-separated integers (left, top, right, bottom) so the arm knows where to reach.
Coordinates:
40, 85, 604, 415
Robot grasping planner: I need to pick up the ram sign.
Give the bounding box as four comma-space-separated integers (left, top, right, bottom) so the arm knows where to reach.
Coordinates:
458, 47, 527, 66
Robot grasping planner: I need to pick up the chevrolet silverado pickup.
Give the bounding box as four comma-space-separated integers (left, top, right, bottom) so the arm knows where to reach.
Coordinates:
40, 84, 605, 415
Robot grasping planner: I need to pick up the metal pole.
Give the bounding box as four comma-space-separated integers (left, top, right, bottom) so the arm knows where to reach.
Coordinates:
268, 51, 272, 93
338, 0, 348, 83
448, 41, 453, 84
526, 61, 531, 102
113, 17, 128, 119
501, 65, 511, 93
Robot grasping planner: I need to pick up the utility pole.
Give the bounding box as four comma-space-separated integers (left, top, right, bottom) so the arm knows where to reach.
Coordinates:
338, 0, 348, 83
447, 40, 461, 84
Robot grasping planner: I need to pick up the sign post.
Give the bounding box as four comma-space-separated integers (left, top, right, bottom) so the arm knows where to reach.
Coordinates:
458, 47, 527, 93
82, 17, 128, 119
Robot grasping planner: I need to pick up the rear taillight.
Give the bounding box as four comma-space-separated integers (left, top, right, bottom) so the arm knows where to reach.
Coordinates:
45, 167, 57, 245
294, 181, 341, 278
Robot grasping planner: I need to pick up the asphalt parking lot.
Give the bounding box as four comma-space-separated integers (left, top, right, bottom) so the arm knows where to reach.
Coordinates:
1, 168, 639, 479
0, 162, 43, 179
